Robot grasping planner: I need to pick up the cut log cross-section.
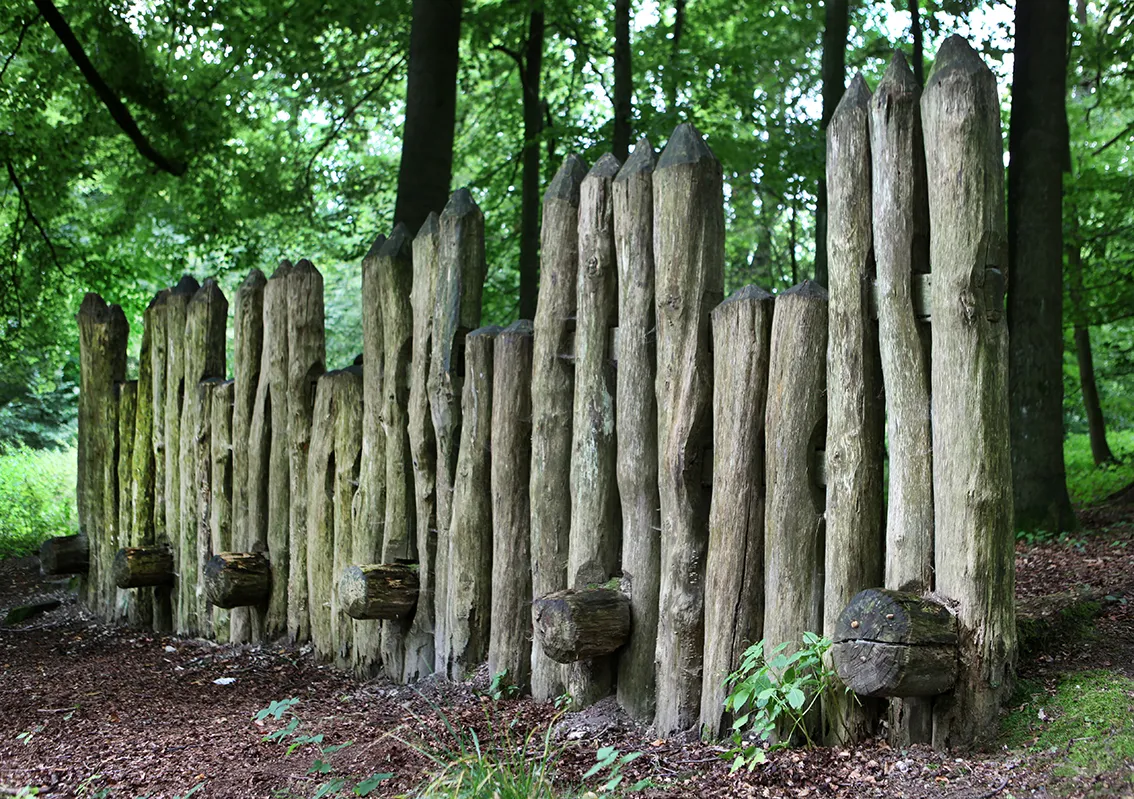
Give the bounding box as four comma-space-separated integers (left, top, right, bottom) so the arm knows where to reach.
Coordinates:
340, 565, 420, 621
205, 552, 272, 609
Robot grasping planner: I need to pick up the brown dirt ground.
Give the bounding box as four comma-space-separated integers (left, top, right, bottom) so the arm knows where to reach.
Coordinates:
2, 491, 1133, 799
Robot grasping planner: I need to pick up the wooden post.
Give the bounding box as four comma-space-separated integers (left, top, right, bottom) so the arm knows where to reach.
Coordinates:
130, 293, 163, 629
443, 325, 498, 680
763, 281, 828, 736
825, 73, 884, 744
653, 124, 724, 734
431, 189, 488, 677
117, 380, 137, 622
287, 259, 326, 644
77, 294, 127, 616
871, 51, 934, 745
204, 553, 272, 609
179, 280, 227, 636
568, 153, 622, 708
307, 372, 337, 662
356, 235, 386, 677
404, 214, 440, 683
377, 225, 415, 679
923, 36, 1015, 749
488, 320, 535, 694
146, 289, 172, 631
700, 285, 774, 737
530, 155, 587, 700
613, 139, 661, 722
248, 262, 292, 641
164, 276, 200, 629
231, 269, 266, 643
210, 380, 235, 642
103, 382, 122, 622
333, 368, 363, 669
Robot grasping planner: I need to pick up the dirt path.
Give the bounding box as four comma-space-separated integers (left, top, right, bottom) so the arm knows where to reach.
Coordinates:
2, 504, 1133, 799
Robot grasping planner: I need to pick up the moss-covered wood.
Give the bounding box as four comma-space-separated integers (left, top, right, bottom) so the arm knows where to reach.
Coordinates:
306, 372, 338, 661
340, 564, 420, 621
113, 546, 174, 589
204, 552, 271, 609
333, 368, 363, 668
116, 380, 138, 621
130, 293, 162, 629
146, 289, 173, 632
533, 588, 631, 664
210, 380, 235, 642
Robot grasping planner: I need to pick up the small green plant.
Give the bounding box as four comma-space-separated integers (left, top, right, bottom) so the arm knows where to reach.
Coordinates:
580, 746, 651, 796
482, 670, 520, 701
16, 724, 44, 745
722, 632, 852, 771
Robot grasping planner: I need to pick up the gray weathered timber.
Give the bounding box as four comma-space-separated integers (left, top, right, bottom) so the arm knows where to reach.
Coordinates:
116, 380, 137, 621
377, 225, 415, 680
763, 281, 828, 710
77, 294, 128, 615
210, 380, 235, 642
179, 281, 227, 636
488, 321, 535, 694
443, 325, 498, 680
163, 277, 199, 628
307, 372, 337, 661
204, 552, 272, 608
287, 259, 326, 644
113, 546, 174, 588
40, 535, 89, 575
568, 153, 622, 709
332, 368, 363, 669
340, 565, 420, 620
231, 269, 266, 643
653, 124, 725, 734
147, 289, 172, 631
248, 263, 292, 640
923, 36, 1015, 749
700, 285, 774, 737
613, 139, 661, 722
102, 384, 122, 621
130, 295, 161, 629
533, 589, 631, 663
825, 73, 884, 744
871, 52, 935, 747
530, 155, 587, 700
431, 190, 488, 676
404, 214, 441, 683
356, 236, 386, 677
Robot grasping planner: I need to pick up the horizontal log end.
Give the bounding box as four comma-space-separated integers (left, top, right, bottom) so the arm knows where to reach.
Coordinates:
204, 552, 271, 609
339, 564, 419, 620
533, 587, 630, 663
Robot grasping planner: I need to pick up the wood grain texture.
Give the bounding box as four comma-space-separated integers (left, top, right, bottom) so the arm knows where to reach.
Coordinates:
146, 289, 172, 631
209, 379, 235, 642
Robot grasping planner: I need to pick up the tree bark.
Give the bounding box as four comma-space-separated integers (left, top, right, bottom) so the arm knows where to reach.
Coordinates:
393, 0, 463, 234
209, 380, 235, 642
333, 368, 363, 669
1067, 239, 1114, 465
147, 289, 172, 631
129, 293, 162, 629
116, 380, 137, 622
909, 0, 924, 86
815, 0, 851, 287
519, 4, 546, 321
1008, 0, 1076, 534
613, 0, 632, 162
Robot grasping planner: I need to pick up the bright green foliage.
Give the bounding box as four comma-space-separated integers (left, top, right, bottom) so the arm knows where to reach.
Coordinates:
1002, 671, 1134, 780
1064, 430, 1134, 507
0, 446, 78, 559
723, 632, 852, 771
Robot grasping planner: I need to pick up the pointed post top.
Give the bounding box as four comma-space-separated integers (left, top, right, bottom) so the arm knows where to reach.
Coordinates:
616, 138, 656, 181
544, 154, 588, 205
364, 233, 387, 262
172, 274, 201, 297
192, 277, 226, 306
148, 288, 171, 309
926, 35, 991, 92
239, 268, 267, 293
833, 72, 872, 120
379, 222, 414, 259
78, 292, 110, 318
780, 279, 829, 301
587, 153, 623, 181
468, 324, 503, 340
442, 187, 481, 219
418, 211, 441, 238
718, 284, 774, 309
878, 50, 918, 96
292, 258, 319, 277
501, 318, 534, 337
657, 123, 718, 171
270, 259, 294, 281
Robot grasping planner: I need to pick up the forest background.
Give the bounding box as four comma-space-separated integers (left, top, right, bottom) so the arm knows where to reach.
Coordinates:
0, 0, 1131, 549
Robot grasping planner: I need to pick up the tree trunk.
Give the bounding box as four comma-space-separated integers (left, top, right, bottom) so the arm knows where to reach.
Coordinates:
613, 0, 632, 162
815, 0, 850, 287
909, 0, 924, 86
129, 293, 162, 629
1067, 239, 1114, 465
332, 368, 363, 669
1008, 0, 1076, 534
519, 5, 546, 321
116, 380, 137, 622
393, 0, 463, 235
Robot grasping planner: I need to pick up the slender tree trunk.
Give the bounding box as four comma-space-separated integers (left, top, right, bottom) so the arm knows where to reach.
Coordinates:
909, 0, 924, 86
613, 0, 632, 162
393, 0, 464, 234
815, 0, 850, 287
1008, 0, 1076, 533
667, 0, 686, 119
1067, 236, 1115, 466
519, 4, 546, 321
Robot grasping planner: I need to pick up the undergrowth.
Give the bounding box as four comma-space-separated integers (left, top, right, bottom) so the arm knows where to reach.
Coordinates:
1064, 429, 1134, 507
0, 446, 78, 559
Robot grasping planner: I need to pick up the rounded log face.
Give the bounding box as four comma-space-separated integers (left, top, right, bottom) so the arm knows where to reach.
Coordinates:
204, 552, 271, 609
339, 564, 420, 621
113, 546, 174, 589
532, 588, 631, 663
40, 535, 90, 575
832, 588, 958, 698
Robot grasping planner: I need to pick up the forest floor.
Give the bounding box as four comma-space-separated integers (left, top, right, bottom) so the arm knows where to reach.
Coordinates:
1, 491, 1133, 799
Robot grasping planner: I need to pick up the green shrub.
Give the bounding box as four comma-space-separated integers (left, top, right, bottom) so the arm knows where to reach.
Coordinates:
0, 446, 78, 559
1064, 429, 1134, 507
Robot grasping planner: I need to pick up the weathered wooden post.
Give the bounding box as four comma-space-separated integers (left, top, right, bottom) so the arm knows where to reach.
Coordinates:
287, 259, 326, 643
210, 380, 235, 641
613, 139, 661, 722
190, 378, 217, 636
825, 73, 884, 743
332, 368, 363, 668
116, 380, 137, 622
129, 293, 162, 629
356, 235, 386, 677
307, 371, 337, 662
443, 325, 498, 680
653, 124, 724, 734
700, 285, 774, 737
231, 269, 266, 643
488, 320, 535, 693
404, 214, 440, 683
871, 51, 934, 745
377, 226, 415, 679
248, 262, 292, 640
763, 280, 828, 738
568, 153, 622, 708
530, 155, 587, 700
431, 189, 488, 676
179, 280, 227, 636
77, 293, 127, 615
923, 36, 1015, 749
146, 289, 172, 631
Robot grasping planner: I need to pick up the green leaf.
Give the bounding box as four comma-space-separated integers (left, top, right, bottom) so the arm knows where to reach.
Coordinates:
353, 773, 393, 796
787, 687, 807, 710
312, 778, 346, 798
